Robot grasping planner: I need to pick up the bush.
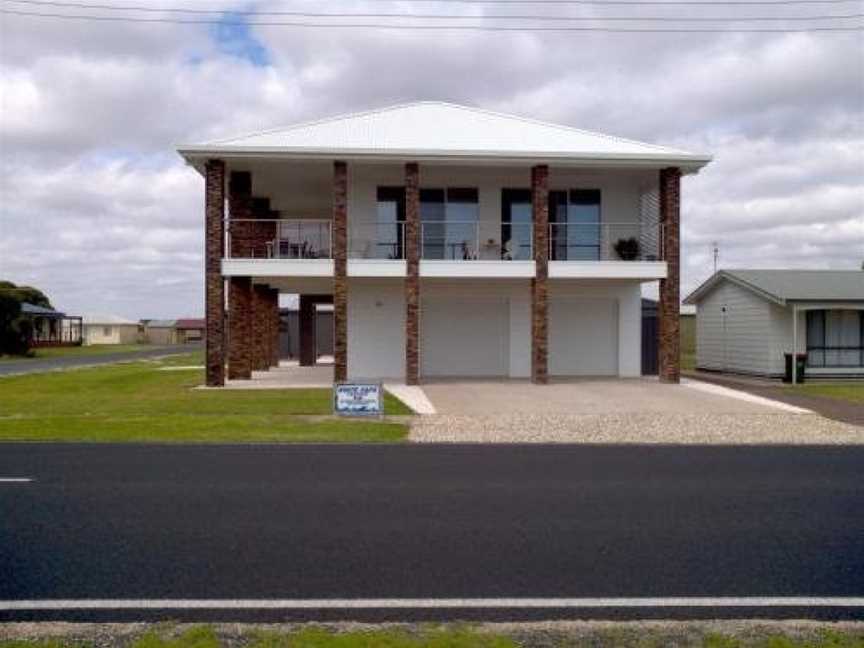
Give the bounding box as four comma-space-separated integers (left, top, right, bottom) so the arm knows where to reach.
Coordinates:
613, 237, 641, 260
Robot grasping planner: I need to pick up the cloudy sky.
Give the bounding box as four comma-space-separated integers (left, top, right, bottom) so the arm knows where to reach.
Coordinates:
1, 1, 862, 319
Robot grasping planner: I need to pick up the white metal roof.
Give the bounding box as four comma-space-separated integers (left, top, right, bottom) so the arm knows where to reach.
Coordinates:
82, 313, 139, 326
178, 102, 711, 171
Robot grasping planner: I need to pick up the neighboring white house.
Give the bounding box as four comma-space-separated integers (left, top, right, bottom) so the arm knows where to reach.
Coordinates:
81, 314, 141, 345
684, 270, 864, 378
178, 101, 712, 386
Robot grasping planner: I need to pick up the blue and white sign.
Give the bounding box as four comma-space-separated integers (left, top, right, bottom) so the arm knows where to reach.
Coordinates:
334, 383, 383, 416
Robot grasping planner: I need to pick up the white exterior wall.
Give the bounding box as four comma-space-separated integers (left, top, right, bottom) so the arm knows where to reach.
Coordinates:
346, 278, 642, 380
768, 304, 806, 376
695, 282, 773, 375
419, 280, 525, 378
347, 279, 405, 380
83, 324, 139, 345
548, 281, 642, 377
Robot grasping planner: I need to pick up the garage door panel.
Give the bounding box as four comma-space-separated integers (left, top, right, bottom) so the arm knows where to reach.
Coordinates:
422, 297, 508, 376
549, 297, 618, 376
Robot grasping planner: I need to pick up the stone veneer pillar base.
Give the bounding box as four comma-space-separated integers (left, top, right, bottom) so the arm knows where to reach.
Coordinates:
204, 159, 225, 387
404, 162, 420, 385
252, 284, 270, 371
270, 288, 281, 367
332, 161, 348, 383
227, 276, 252, 380
658, 167, 682, 383
531, 165, 549, 385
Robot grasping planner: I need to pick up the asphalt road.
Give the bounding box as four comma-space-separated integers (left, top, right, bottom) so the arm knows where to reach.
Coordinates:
1, 443, 862, 621
0, 344, 200, 375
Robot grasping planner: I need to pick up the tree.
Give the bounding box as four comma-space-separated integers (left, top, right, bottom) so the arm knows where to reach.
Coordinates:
0, 280, 52, 355
0, 281, 52, 309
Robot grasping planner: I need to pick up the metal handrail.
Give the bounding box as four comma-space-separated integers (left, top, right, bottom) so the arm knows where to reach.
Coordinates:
548, 221, 663, 261
224, 218, 332, 259
349, 221, 406, 259
420, 220, 480, 260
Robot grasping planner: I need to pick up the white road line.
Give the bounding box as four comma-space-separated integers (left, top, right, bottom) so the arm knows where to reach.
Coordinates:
1, 597, 863, 610
0, 478, 33, 483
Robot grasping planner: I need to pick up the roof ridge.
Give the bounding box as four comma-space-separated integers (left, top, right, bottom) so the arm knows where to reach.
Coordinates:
204, 101, 687, 154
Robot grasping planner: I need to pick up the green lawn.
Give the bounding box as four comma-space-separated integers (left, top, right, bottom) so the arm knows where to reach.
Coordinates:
0, 344, 151, 361
0, 358, 410, 443
783, 382, 864, 405
681, 351, 696, 371
1, 625, 862, 648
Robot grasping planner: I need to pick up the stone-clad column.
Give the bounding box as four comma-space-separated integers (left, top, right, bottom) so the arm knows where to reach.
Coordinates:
658, 167, 682, 383
227, 171, 254, 379
228, 276, 252, 379
204, 159, 225, 387
270, 288, 281, 367
253, 284, 270, 371
299, 295, 317, 367
333, 161, 348, 383
531, 165, 549, 385
404, 162, 420, 385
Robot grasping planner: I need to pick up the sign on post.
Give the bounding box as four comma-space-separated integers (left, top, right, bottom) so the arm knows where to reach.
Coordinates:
334, 383, 383, 417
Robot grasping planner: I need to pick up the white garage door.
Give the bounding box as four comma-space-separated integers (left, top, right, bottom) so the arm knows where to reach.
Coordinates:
549, 297, 618, 376
421, 296, 509, 377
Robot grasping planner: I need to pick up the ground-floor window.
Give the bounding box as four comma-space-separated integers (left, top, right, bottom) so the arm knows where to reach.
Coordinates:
806, 309, 864, 368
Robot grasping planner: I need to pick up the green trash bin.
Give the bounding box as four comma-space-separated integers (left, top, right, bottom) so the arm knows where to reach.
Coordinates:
783, 353, 807, 383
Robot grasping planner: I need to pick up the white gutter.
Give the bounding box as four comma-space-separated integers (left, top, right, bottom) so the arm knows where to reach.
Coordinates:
176, 146, 712, 172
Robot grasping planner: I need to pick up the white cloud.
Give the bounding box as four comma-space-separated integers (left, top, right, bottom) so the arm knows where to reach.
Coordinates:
0, 6, 862, 317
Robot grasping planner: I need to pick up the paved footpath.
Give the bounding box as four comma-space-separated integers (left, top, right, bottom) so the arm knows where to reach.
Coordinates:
684, 371, 864, 427
1, 443, 862, 622
0, 344, 200, 376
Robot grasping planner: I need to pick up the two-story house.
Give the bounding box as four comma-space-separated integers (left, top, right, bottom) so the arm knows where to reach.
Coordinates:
177, 102, 711, 387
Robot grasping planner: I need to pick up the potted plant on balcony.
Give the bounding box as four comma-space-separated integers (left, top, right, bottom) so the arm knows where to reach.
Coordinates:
613, 237, 640, 261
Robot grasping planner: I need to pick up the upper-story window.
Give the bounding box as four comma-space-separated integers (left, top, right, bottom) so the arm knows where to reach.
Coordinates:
550, 189, 601, 261
502, 188, 602, 261
501, 189, 533, 260
420, 188, 479, 260
374, 187, 406, 259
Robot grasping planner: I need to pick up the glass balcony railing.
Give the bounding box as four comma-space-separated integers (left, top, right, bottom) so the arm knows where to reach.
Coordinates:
225, 219, 332, 259
224, 219, 663, 262
548, 222, 663, 261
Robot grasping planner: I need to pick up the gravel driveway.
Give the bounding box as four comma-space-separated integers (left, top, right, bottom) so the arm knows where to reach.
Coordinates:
409, 412, 863, 444
411, 378, 863, 444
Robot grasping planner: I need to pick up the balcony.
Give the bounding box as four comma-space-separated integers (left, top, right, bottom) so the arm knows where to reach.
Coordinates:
549, 222, 663, 262
221, 218, 666, 281
226, 219, 332, 259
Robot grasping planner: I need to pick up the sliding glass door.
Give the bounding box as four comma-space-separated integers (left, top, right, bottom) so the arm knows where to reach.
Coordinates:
550, 190, 601, 261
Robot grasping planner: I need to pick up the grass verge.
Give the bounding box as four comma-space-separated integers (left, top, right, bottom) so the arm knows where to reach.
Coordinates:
1, 624, 862, 648
0, 358, 410, 443
783, 382, 864, 405
0, 344, 151, 361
